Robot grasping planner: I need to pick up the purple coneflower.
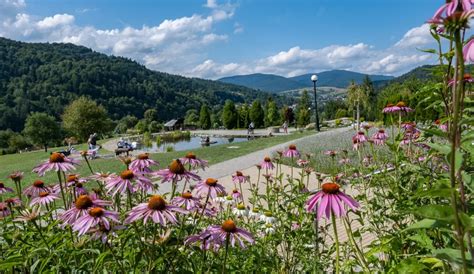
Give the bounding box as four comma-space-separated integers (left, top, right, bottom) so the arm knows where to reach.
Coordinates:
232, 171, 248, 184
5, 197, 22, 208
129, 153, 159, 173
382, 103, 399, 113
60, 194, 111, 225
171, 191, 201, 211
395, 101, 413, 113
73, 207, 120, 236
66, 174, 88, 187
260, 157, 275, 170
324, 150, 337, 158
0, 202, 10, 217
371, 129, 389, 145
23, 180, 51, 197
203, 220, 254, 249
33, 152, 79, 176
90, 223, 125, 244
0, 182, 14, 194
125, 195, 187, 225
464, 39, 474, 63
105, 169, 151, 196
283, 144, 300, 158
297, 159, 309, 167
194, 178, 226, 199
8, 171, 23, 183
154, 159, 201, 183
352, 131, 367, 150
434, 119, 448, 132
88, 172, 113, 183
306, 182, 359, 220
231, 189, 241, 201
180, 152, 208, 170
30, 191, 59, 207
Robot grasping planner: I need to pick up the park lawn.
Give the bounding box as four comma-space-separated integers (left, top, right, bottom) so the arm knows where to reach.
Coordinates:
0, 131, 314, 189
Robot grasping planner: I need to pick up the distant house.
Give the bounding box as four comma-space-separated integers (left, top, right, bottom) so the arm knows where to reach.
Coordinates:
164, 118, 184, 131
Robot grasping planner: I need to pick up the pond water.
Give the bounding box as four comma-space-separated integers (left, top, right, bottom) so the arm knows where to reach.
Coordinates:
136, 136, 249, 153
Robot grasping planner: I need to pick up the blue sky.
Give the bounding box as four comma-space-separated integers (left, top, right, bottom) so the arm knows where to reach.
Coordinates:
1, 0, 443, 78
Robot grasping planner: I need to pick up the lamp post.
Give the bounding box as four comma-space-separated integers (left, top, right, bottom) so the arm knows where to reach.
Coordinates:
311, 74, 320, 132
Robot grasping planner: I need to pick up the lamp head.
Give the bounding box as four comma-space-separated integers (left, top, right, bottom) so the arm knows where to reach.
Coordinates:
311, 74, 318, 82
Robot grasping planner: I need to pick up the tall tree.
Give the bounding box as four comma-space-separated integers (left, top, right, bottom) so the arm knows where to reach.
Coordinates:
23, 112, 61, 152
184, 109, 199, 126
238, 104, 250, 129
362, 75, 377, 120
62, 97, 113, 141
282, 106, 295, 125
199, 105, 212, 129
265, 99, 280, 126
296, 90, 311, 127
221, 100, 238, 129
249, 100, 265, 128
346, 81, 368, 130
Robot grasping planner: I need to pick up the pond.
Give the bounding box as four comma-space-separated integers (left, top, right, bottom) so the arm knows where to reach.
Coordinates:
136, 136, 249, 153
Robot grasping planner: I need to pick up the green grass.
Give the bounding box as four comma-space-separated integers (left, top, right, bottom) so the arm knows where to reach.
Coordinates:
0, 131, 314, 189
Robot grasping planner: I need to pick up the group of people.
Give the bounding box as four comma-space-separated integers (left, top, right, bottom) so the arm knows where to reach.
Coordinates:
246, 121, 289, 135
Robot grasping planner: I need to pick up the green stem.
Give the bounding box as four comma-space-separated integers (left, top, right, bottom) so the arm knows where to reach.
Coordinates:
343, 217, 369, 272
57, 171, 68, 208
331, 212, 340, 274
222, 234, 230, 274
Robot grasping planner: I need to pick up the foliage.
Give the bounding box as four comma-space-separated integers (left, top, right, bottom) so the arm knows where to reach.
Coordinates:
198, 105, 212, 129
62, 97, 113, 141
265, 99, 280, 127
184, 109, 199, 126
249, 100, 265, 128
221, 100, 238, 129
114, 115, 139, 134
23, 112, 62, 152
296, 90, 311, 127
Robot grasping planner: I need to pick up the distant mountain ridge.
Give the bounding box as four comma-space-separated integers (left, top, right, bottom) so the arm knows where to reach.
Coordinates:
218, 70, 394, 92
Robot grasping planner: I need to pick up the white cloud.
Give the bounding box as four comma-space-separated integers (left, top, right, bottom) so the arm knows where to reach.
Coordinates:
37, 14, 74, 29
394, 24, 431, 48
205, 0, 218, 8
233, 22, 243, 34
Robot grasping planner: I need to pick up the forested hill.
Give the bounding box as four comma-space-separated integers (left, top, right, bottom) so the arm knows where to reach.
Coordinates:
0, 37, 272, 131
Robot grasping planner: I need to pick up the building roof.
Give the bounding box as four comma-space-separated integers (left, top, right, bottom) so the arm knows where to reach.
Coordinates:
164, 119, 178, 127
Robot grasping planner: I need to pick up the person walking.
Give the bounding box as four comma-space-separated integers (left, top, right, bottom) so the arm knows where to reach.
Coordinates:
283, 121, 288, 134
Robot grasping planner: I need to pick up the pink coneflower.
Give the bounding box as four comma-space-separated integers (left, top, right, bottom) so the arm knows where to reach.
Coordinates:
74, 182, 89, 196
0, 202, 11, 217
231, 189, 241, 200
33, 152, 79, 176
23, 180, 51, 197
338, 158, 350, 164
30, 191, 59, 207
232, 171, 248, 184
88, 172, 113, 183
193, 178, 226, 199
8, 171, 23, 183
324, 150, 337, 158
361, 123, 373, 131
306, 182, 359, 220
395, 101, 413, 113
352, 131, 367, 150
105, 169, 152, 196
125, 195, 187, 225
371, 129, 389, 145
192, 220, 254, 250
0, 182, 13, 194
154, 159, 201, 183
382, 103, 399, 113
448, 73, 474, 86
5, 197, 22, 208
464, 39, 474, 63
297, 159, 309, 167
434, 119, 449, 132
283, 144, 300, 158
171, 191, 201, 211
260, 157, 275, 170
60, 194, 111, 225
65, 174, 88, 187
401, 122, 418, 132
73, 207, 120, 236
129, 153, 159, 173
180, 152, 208, 170
90, 223, 125, 244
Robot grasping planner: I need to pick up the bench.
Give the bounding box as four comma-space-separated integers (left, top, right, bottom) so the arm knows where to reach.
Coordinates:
115, 147, 133, 156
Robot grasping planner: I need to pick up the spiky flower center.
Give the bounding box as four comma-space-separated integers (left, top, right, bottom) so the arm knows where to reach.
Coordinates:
0, 182, 4, 188
5, 198, 17, 205
264, 157, 271, 162
67, 174, 78, 182
237, 203, 245, 210
378, 129, 385, 133
386, 103, 394, 107
289, 144, 297, 150
206, 178, 218, 187
252, 208, 259, 213
169, 159, 185, 174
322, 183, 340, 194
122, 157, 132, 165
49, 152, 65, 163
138, 153, 149, 160
39, 192, 49, 198
185, 152, 196, 159
396, 101, 406, 107
357, 131, 365, 136
76, 182, 83, 188
75, 195, 93, 210
33, 180, 45, 188
120, 170, 134, 180
181, 192, 193, 199
89, 207, 104, 217
148, 195, 167, 210
264, 211, 273, 217
221, 220, 237, 233
232, 189, 239, 194
235, 171, 243, 176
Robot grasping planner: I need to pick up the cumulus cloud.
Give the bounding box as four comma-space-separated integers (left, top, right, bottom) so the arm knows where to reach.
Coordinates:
394, 24, 432, 48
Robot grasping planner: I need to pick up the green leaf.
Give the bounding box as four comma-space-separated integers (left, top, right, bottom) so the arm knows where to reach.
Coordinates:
415, 179, 453, 198
427, 143, 451, 155
415, 205, 455, 223
433, 248, 473, 269
390, 257, 428, 273
404, 219, 446, 231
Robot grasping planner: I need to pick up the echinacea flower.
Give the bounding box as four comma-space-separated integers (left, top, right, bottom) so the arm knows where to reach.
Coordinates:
232, 203, 248, 217
180, 152, 208, 170
382, 103, 399, 113
66, 174, 88, 187
88, 172, 113, 183
30, 191, 59, 207
154, 159, 201, 184
171, 191, 201, 211
0, 182, 14, 194
259, 211, 276, 224
203, 220, 254, 249
434, 119, 448, 132
262, 223, 276, 235
306, 182, 359, 220
8, 171, 23, 183
448, 73, 474, 86
260, 157, 275, 170
33, 152, 79, 176
14, 207, 41, 223
296, 159, 309, 167
23, 180, 51, 197
73, 207, 120, 236
283, 144, 300, 158
60, 194, 111, 225
193, 178, 226, 199
232, 171, 248, 184
231, 189, 241, 200
129, 153, 159, 173
5, 197, 22, 208
249, 208, 260, 219
0, 202, 10, 218
372, 129, 389, 145
324, 150, 337, 157
125, 195, 188, 226
89, 223, 125, 244
105, 169, 152, 197
352, 131, 367, 150
395, 101, 414, 113
464, 39, 474, 63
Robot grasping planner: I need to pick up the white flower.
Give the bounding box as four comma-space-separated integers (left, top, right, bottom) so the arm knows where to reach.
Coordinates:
232, 204, 248, 217
223, 196, 235, 206
262, 223, 275, 235
213, 195, 226, 203
249, 208, 261, 219
259, 211, 276, 224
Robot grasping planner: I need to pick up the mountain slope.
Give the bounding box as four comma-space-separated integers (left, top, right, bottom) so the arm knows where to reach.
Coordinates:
0, 37, 273, 131
218, 73, 303, 92
290, 70, 394, 88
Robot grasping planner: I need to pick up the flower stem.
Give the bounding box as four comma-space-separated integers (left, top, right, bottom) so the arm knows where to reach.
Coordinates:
221, 233, 230, 274
331, 212, 340, 274
57, 171, 68, 208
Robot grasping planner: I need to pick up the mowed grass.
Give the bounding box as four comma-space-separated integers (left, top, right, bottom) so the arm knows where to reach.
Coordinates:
0, 131, 314, 189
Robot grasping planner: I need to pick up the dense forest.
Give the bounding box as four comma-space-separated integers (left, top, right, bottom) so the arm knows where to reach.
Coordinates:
0, 37, 280, 132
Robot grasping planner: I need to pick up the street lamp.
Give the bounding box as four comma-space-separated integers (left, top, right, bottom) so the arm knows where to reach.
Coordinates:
311, 74, 320, 132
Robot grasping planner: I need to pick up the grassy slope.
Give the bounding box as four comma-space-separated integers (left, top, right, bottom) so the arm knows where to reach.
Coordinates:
0, 131, 313, 188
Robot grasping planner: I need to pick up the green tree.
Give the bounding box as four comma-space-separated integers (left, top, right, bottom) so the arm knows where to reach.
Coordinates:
144, 109, 158, 124
221, 100, 238, 129
362, 75, 377, 120
184, 109, 199, 126
346, 81, 368, 130
62, 97, 113, 141
115, 115, 138, 134
199, 105, 212, 129
335, 109, 348, 119
238, 104, 250, 129
265, 99, 280, 126
249, 100, 265, 128
296, 90, 311, 127
23, 112, 62, 152
135, 120, 147, 134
